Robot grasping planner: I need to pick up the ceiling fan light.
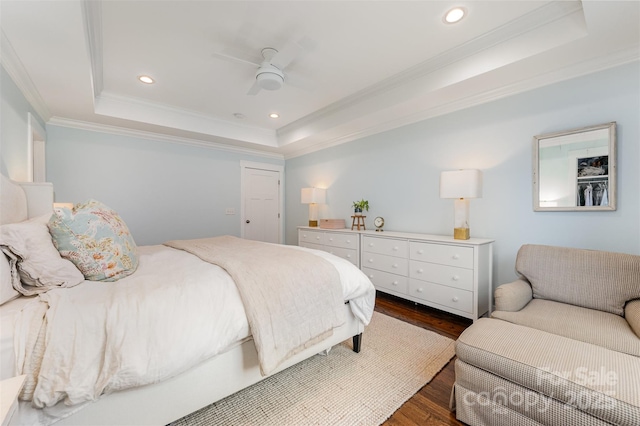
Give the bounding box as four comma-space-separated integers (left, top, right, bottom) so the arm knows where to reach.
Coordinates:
256, 72, 284, 91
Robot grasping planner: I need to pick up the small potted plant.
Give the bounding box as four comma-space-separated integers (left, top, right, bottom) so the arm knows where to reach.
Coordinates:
352, 199, 369, 216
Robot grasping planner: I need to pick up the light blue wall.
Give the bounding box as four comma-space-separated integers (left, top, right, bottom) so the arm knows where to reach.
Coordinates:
0, 66, 46, 180
45, 125, 284, 245
285, 62, 640, 289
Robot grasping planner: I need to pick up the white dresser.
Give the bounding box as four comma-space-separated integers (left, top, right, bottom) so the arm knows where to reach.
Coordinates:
298, 227, 361, 267
361, 231, 493, 321
297, 227, 493, 321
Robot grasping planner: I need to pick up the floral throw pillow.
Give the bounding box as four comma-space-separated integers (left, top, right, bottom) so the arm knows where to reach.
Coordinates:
48, 200, 139, 281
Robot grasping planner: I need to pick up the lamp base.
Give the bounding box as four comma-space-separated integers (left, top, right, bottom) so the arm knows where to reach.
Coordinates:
453, 227, 470, 240
308, 220, 318, 227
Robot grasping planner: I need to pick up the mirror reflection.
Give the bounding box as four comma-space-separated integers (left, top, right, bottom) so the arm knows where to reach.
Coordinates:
533, 122, 616, 211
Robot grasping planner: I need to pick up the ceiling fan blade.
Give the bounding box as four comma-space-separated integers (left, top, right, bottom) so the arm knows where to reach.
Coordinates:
246, 80, 262, 96
212, 48, 262, 68
271, 36, 316, 70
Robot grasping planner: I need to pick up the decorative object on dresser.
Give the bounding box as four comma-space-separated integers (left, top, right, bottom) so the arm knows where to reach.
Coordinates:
319, 219, 346, 229
299, 227, 360, 267
440, 169, 483, 240
352, 199, 369, 216
373, 216, 385, 232
361, 231, 493, 321
351, 215, 366, 230
300, 187, 326, 227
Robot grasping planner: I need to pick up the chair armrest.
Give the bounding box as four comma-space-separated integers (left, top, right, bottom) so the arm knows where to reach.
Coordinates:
625, 299, 640, 338
494, 279, 532, 312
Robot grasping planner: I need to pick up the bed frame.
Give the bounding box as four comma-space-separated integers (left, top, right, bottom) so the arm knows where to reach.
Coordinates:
2, 177, 365, 425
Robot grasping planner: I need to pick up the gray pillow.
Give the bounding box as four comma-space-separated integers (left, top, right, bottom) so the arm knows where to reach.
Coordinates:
0, 215, 84, 296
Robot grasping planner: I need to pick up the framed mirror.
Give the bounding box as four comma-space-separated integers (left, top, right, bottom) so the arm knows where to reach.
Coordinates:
533, 122, 616, 211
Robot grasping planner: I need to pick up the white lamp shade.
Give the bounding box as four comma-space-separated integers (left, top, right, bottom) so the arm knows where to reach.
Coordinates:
440, 170, 483, 199
301, 187, 326, 204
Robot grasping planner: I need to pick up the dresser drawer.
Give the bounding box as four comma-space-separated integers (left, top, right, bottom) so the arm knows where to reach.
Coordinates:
362, 252, 408, 275
409, 241, 473, 269
362, 236, 408, 257
409, 260, 474, 291
409, 279, 473, 314
326, 246, 358, 266
299, 230, 325, 245
325, 232, 358, 250
362, 267, 408, 294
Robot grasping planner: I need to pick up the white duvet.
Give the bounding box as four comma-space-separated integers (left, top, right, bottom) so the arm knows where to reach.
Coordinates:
14, 244, 375, 411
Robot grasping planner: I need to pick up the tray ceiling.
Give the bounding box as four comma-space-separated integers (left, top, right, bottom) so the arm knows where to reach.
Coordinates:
1, 1, 638, 158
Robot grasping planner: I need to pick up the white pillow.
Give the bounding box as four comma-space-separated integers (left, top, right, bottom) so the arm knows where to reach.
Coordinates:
0, 252, 19, 305
0, 215, 84, 296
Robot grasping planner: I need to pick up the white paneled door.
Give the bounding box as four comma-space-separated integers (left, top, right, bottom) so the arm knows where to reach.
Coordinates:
241, 163, 282, 244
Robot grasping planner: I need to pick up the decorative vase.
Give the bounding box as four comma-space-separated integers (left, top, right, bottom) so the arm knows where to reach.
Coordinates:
354, 207, 362, 216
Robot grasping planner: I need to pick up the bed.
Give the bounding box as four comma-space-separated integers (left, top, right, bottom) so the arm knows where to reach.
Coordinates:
0, 175, 376, 425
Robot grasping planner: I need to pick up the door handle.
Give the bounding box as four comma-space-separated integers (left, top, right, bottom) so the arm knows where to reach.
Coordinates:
246, 220, 251, 224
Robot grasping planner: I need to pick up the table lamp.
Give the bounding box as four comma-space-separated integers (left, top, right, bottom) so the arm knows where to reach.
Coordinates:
301, 188, 326, 227
440, 170, 482, 240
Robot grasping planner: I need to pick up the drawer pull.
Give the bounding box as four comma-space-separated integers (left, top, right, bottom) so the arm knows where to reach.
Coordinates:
452, 296, 459, 302
452, 254, 460, 260
417, 268, 424, 274
368, 274, 374, 279
329, 237, 334, 241
346, 254, 352, 258
346, 239, 351, 244
302, 234, 307, 238
452, 275, 460, 281
417, 249, 424, 255
392, 263, 398, 268
417, 288, 424, 293
392, 281, 399, 286
368, 243, 374, 247
393, 246, 399, 251
368, 259, 374, 263
315, 236, 321, 240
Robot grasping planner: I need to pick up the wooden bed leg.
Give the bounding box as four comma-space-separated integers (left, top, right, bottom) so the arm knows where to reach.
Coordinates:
352, 333, 362, 353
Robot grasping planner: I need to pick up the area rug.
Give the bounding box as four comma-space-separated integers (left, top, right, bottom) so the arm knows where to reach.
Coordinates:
172, 311, 456, 426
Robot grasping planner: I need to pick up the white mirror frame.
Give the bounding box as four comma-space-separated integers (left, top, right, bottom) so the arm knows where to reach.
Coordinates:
533, 122, 616, 212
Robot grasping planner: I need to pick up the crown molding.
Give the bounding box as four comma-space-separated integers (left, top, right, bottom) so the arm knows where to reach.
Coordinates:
82, 0, 104, 98
278, 0, 585, 144
94, 92, 279, 147
0, 30, 51, 121
47, 116, 285, 160
283, 49, 639, 160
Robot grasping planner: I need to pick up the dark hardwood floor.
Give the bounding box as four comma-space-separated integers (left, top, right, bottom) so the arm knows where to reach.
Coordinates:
374, 292, 473, 426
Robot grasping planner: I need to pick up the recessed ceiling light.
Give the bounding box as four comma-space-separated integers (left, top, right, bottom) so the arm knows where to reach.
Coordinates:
269, 113, 280, 119
138, 75, 154, 84
444, 7, 466, 24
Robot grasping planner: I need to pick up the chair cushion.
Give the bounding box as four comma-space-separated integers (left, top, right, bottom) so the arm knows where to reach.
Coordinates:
516, 244, 640, 316
456, 318, 640, 425
626, 299, 640, 338
492, 299, 640, 357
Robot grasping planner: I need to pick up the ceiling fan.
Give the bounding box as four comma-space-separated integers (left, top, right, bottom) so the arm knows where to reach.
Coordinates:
212, 38, 314, 95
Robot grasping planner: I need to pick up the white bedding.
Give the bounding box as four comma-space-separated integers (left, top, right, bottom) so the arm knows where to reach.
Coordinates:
6, 243, 375, 420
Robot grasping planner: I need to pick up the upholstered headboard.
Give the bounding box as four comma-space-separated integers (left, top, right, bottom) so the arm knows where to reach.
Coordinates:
0, 174, 54, 225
